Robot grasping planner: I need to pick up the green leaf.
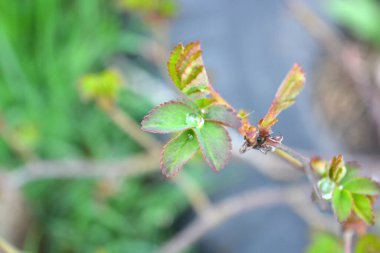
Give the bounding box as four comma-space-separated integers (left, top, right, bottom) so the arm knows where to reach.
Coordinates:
161, 130, 199, 177
194, 122, 231, 172
340, 163, 359, 185
352, 194, 374, 225
343, 177, 380, 196
141, 101, 197, 133
166, 42, 211, 99
355, 234, 380, 253
167, 44, 184, 89
194, 98, 216, 108
204, 104, 241, 129
258, 64, 305, 135
306, 233, 343, 253
332, 188, 353, 223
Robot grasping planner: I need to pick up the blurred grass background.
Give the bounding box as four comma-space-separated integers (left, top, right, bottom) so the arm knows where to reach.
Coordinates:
0, 0, 192, 252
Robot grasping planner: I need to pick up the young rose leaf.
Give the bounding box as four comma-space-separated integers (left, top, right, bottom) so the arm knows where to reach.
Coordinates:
352, 194, 374, 225
204, 104, 241, 129
167, 42, 211, 98
141, 101, 198, 133
194, 121, 231, 172
343, 178, 380, 196
258, 64, 305, 136
355, 234, 380, 253
195, 98, 216, 108
161, 130, 199, 177
167, 44, 184, 88
340, 163, 359, 185
328, 155, 347, 183
332, 188, 353, 223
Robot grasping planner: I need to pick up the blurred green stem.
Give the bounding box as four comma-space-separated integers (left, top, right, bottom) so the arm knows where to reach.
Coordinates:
344, 229, 354, 253
96, 98, 161, 156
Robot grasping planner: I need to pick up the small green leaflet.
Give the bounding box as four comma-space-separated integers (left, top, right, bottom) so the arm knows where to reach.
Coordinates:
204, 104, 241, 129
166, 42, 211, 98
141, 101, 197, 133
332, 188, 353, 223
343, 177, 380, 196
352, 194, 374, 225
194, 121, 231, 172
161, 130, 199, 177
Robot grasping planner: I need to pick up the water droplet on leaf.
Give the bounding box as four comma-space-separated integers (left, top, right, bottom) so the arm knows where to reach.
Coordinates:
188, 133, 194, 140
317, 177, 336, 200
186, 113, 204, 128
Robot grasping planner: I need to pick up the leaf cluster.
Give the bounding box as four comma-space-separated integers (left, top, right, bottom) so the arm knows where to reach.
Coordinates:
313, 156, 380, 225
142, 42, 241, 177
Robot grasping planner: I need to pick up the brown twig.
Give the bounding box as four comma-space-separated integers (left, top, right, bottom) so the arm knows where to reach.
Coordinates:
2, 153, 159, 189
157, 185, 337, 253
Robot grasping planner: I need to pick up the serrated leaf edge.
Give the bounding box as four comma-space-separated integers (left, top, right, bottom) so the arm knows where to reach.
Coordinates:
343, 177, 380, 196
204, 104, 242, 129
352, 194, 375, 225
194, 124, 232, 172
332, 188, 353, 223
141, 100, 195, 134
160, 131, 200, 178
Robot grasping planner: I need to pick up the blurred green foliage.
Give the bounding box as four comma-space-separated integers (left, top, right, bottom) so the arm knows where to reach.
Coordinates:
119, 0, 177, 18
306, 233, 343, 253
24, 177, 188, 253
328, 0, 380, 47
0, 0, 186, 252
0, 0, 155, 164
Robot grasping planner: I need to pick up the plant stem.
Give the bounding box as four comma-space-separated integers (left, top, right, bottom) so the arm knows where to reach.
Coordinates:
274, 143, 322, 199
344, 229, 354, 253
157, 184, 337, 253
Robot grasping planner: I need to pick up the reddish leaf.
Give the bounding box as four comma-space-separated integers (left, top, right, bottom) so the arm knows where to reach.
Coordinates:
167, 42, 211, 98
258, 64, 305, 136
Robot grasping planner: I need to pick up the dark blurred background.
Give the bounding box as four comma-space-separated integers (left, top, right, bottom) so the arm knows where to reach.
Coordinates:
0, 0, 380, 252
